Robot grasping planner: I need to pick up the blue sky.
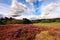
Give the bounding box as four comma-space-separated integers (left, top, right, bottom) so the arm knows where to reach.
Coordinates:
0, 0, 11, 5
0, 0, 41, 9
0, 0, 60, 19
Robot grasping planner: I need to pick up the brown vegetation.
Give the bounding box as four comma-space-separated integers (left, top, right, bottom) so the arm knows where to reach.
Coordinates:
0, 24, 60, 40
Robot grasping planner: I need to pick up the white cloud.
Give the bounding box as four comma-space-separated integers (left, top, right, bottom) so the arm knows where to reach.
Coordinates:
0, 0, 34, 18
26, 0, 35, 6
14, 15, 38, 20
0, 0, 60, 20
45, 4, 60, 18
10, 0, 32, 17
26, 0, 34, 3
40, 2, 60, 18
14, 0, 60, 20
10, 0, 27, 14
0, 3, 11, 17
0, 14, 4, 18
26, 0, 42, 3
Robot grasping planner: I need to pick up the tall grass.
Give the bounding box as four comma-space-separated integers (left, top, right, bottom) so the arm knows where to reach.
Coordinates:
34, 22, 60, 27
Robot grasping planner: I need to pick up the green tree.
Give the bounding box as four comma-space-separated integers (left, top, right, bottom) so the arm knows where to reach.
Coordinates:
23, 18, 32, 24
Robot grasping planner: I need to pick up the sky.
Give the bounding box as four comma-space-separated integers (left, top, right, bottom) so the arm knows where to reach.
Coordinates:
0, 0, 60, 20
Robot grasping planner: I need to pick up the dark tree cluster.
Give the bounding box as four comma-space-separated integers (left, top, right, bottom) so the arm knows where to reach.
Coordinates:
0, 17, 13, 24
0, 17, 32, 24
31, 18, 60, 23
23, 18, 32, 24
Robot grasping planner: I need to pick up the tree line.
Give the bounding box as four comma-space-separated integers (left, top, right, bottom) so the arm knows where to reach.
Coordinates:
0, 17, 32, 24
32, 18, 60, 23
0, 17, 60, 24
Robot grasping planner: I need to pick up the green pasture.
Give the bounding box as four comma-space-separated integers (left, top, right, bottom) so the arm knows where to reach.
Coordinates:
33, 22, 60, 27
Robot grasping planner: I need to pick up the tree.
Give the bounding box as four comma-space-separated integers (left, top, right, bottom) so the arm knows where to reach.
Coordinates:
0, 17, 6, 24
23, 18, 32, 24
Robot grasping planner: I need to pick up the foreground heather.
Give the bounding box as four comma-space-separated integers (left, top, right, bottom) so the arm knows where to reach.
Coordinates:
0, 24, 60, 40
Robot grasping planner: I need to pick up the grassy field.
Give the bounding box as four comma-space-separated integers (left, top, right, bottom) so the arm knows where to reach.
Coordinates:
34, 22, 60, 27
33, 22, 60, 40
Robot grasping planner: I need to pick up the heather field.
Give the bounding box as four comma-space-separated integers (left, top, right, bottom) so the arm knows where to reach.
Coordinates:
0, 0, 60, 40
0, 24, 60, 40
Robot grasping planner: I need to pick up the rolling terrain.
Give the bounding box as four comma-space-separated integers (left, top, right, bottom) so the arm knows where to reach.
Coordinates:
0, 24, 60, 40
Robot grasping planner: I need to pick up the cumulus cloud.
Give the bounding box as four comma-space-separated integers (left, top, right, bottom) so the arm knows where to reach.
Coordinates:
26, 0, 35, 6
0, 0, 60, 20
0, 0, 34, 18
10, 0, 30, 16
10, 0, 38, 18
14, 0, 60, 19
26, 0, 42, 3
40, 3, 60, 18
14, 15, 38, 20
0, 14, 4, 18
45, 4, 60, 18
26, 0, 34, 3
0, 3, 11, 17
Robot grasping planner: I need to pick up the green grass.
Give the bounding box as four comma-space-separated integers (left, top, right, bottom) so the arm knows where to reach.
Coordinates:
33, 22, 60, 27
